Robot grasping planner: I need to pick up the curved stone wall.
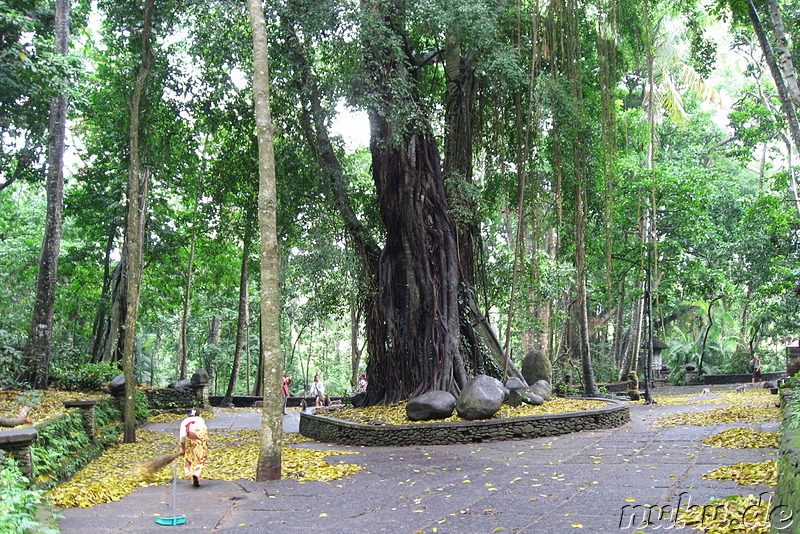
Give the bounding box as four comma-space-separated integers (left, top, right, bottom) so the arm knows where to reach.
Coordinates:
299, 399, 630, 447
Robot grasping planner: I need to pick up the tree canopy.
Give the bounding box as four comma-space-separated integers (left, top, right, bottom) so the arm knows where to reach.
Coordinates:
1, 0, 798, 410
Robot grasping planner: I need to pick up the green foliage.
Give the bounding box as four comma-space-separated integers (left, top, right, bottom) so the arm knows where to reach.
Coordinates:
134, 390, 152, 423
782, 375, 800, 430
30, 413, 91, 487
49, 361, 120, 391
15, 390, 43, 409
726, 91, 782, 163
0, 0, 797, 403
589, 346, 620, 384
0, 460, 58, 534
94, 398, 122, 430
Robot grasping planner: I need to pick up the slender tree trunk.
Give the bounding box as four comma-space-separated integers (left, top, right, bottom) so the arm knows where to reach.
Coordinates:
26, 0, 71, 389
122, 0, 154, 444
618, 280, 645, 380
207, 315, 220, 395
179, 214, 197, 380
575, 184, 599, 396
89, 226, 117, 362
247, 0, 282, 481
282, 17, 383, 400
101, 260, 125, 363
150, 331, 160, 386
503, 99, 527, 378
350, 305, 362, 390
253, 316, 263, 396
613, 279, 626, 368
222, 219, 253, 407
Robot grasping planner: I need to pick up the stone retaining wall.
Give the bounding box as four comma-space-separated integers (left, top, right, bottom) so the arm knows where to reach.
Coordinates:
299, 399, 630, 447
142, 387, 196, 410
208, 395, 347, 408
700, 371, 786, 385
775, 392, 800, 533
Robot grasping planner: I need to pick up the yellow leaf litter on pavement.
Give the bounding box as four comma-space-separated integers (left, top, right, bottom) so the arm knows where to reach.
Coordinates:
703, 460, 778, 486
702, 427, 779, 449
679, 494, 772, 534
48, 427, 360, 508
654, 405, 779, 428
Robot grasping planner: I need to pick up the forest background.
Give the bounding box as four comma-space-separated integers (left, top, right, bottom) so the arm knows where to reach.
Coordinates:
2, 0, 800, 405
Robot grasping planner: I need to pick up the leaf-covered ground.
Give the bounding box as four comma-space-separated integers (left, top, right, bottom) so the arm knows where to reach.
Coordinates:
653, 388, 776, 407
48, 424, 361, 509
702, 428, 779, 449
703, 460, 778, 487
679, 494, 773, 534
0, 389, 106, 426
316, 397, 611, 425
647, 387, 781, 534
654, 405, 780, 428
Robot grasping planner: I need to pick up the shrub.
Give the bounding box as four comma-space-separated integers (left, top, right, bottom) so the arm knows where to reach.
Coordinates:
0, 460, 58, 534
50, 361, 120, 391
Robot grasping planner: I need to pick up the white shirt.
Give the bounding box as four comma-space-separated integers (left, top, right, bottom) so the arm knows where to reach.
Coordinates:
179, 416, 207, 441
309, 380, 325, 397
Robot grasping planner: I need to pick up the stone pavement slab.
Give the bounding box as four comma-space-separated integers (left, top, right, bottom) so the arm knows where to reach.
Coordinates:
56, 387, 781, 533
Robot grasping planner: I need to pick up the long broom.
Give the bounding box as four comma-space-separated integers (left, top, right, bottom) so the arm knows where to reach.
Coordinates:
136, 451, 181, 477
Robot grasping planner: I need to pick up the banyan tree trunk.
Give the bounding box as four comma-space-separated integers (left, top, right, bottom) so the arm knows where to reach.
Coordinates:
365, 127, 465, 404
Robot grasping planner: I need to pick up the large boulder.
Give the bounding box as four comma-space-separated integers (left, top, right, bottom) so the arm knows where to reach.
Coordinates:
406, 390, 456, 421
505, 377, 528, 393
455, 375, 505, 420
351, 391, 367, 408
191, 368, 210, 386
521, 348, 552, 386
108, 373, 126, 396
507, 389, 545, 407
168, 379, 192, 389
530, 380, 552, 402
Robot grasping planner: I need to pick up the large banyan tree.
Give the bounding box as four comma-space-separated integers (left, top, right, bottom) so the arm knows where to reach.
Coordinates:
360, 0, 520, 405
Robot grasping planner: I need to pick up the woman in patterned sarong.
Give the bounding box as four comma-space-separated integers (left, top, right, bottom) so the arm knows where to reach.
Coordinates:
179, 409, 208, 487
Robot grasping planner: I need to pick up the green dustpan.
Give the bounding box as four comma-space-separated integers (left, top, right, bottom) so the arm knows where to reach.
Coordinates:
155, 462, 186, 526
155, 516, 186, 526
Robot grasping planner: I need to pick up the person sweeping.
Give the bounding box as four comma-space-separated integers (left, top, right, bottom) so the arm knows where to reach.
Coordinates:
179, 408, 208, 487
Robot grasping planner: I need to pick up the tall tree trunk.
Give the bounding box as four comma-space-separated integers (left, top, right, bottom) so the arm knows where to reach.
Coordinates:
281, 16, 383, 400
25, 0, 70, 389
360, 0, 518, 404
767, 0, 800, 110
122, 0, 154, 444
350, 304, 363, 390
503, 72, 533, 377
101, 260, 125, 363
222, 219, 253, 407
613, 279, 626, 368
253, 316, 263, 396
207, 315, 221, 395
150, 330, 160, 386
443, 30, 478, 286
618, 281, 645, 380
575, 184, 599, 396
179, 213, 197, 380
747, 0, 800, 156
89, 226, 117, 362
247, 0, 282, 482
